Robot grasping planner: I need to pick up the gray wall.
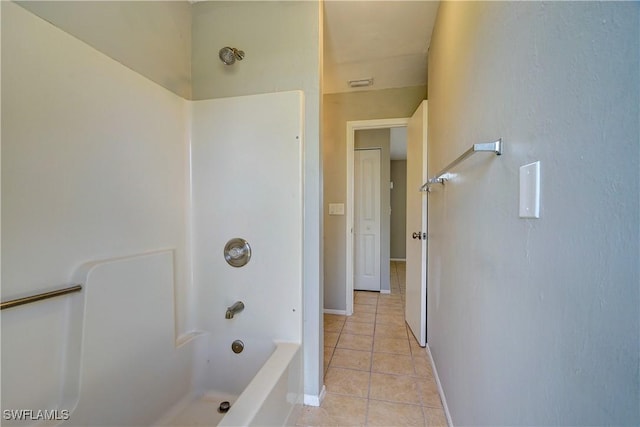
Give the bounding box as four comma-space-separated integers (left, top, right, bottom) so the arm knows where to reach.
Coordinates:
16, 1, 192, 99
390, 160, 407, 260
427, 2, 639, 425
323, 86, 426, 311
355, 129, 391, 292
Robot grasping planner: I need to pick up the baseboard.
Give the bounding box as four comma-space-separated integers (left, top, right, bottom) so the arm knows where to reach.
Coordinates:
303, 385, 326, 407
390, 258, 406, 262
426, 344, 453, 427
380, 289, 391, 294
323, 309, 347, 315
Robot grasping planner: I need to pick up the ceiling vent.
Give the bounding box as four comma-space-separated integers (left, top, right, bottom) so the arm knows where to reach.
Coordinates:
348, 78, 374, 88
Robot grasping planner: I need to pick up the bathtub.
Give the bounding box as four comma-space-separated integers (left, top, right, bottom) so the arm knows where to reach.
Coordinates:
154, 338, 302, 427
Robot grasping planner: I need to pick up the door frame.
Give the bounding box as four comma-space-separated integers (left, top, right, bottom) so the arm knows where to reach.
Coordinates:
346, 118, 409, 315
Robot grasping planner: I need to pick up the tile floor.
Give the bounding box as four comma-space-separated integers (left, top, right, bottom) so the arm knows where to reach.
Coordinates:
296, 262, 448, 427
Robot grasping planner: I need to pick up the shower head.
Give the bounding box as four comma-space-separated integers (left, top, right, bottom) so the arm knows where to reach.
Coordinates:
219, 47, 245, 65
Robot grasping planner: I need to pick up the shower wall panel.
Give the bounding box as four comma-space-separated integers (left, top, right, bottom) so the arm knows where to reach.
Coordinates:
2, 2, 192, 416
191, 92, 304, 343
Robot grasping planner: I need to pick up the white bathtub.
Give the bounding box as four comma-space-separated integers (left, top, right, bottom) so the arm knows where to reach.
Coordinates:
154, 339, 302, 427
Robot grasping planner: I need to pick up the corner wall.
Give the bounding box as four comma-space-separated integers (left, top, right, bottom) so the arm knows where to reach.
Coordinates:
16, 0, 192, 99
191, 0, 324, 401
427, 2, 639, 425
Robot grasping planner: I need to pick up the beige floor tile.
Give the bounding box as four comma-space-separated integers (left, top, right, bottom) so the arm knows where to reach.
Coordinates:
324, 331, 339, 348
353, 303, 377, 314
413, 356, 435, 378
324, 313, 346, 322
374, 323, 408, 339
418, 378, 443, 408
373, 336, 411, 355
325, 317, 346, 333
324, 346, 335, 364
378, 301, 404, 313
376, 304, 405, 315
337, 333, 373, 352
376, 313, 406, 327
354, 292, 378, 305
307, 264, 445, 427
369, 373, 421, 405
324, 367, 371, 398
296, 405, 326, 426
342, 320, 375, 336
424, 406, 448, 427
349, 311, 376, 324
366, 400, 426, 427
321, 393, 368, 426
297, 393, 367, 426
372, 352, 415, 376
330, 348, 372, 371
409, 337, 428, 357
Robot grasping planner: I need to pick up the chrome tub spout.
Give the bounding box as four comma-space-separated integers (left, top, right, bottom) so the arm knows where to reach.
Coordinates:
225, 301, 245, 319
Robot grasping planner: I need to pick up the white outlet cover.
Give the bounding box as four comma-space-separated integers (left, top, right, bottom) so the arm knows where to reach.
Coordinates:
519, 161, 540, 218
329, 203, 345, 215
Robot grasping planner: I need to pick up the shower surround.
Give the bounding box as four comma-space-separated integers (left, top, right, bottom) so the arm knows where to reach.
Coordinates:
2, 3, 303, 425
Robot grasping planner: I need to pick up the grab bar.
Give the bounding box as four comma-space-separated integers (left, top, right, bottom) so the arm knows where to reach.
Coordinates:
420, 139, 502, 192
1, 284, 83, 310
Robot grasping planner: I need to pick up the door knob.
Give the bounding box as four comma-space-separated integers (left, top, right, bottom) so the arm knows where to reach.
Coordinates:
412, 232, 421, 240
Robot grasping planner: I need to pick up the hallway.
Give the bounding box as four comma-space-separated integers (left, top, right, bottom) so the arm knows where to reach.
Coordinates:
297, 262, 447, 426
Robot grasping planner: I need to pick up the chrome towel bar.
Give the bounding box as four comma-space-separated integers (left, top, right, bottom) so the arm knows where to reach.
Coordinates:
1, 284, 82, 310
420, 139, 502, 192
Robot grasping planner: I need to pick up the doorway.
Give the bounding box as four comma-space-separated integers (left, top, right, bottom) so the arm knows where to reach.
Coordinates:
345, 118, 409, 315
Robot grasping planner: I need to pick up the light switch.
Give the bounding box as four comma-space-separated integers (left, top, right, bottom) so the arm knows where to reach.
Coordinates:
329, 203, 344, 215
519, 161, 540, 218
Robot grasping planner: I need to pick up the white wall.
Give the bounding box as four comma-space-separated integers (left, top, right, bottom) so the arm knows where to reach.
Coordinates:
191, 1, 324, 402
427, 2, 639, 425
191, 92, 303, 343
2, 1, 193, 417
190, 93, 304, 414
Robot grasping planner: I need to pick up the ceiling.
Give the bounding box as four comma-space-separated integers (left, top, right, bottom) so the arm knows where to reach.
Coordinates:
323, 0, 440, 94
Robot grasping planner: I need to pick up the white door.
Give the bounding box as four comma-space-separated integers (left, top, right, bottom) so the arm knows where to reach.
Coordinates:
354, 149, 381, 291
405, 101, 428, 346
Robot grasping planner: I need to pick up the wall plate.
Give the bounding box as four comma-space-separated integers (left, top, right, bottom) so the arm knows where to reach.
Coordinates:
519, 161, 540, 218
